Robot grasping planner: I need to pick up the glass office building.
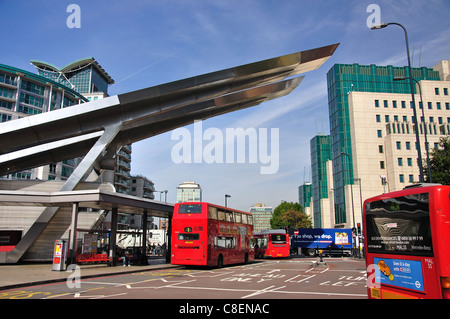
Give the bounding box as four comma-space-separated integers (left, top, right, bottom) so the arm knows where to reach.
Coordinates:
310, 134, 331, 227
176, 181, 202, 203
0, 64, 87, 180
327, 63, 440, 225
249, 203, 273, 232
30, 57, 114, 95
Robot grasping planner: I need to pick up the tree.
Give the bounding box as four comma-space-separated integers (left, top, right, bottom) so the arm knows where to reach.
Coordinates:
270, 201, 312, 229
423, 136, 450, 185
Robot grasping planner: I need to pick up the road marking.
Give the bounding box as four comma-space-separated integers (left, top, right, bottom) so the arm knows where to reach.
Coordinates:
284, 274, 316, 283
74, 292, 127, 299
241, 285, 287, 299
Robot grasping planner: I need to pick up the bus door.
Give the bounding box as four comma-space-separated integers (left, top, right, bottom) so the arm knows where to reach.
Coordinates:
365, 191, 440, 299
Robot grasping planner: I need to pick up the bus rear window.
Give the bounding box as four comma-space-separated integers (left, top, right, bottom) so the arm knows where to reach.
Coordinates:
271, 234, 287, 244
178, 204, 203, 214
365, 193, 433, 256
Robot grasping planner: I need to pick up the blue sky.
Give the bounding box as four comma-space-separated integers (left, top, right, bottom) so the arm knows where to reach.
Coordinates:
1, 0, 450, 211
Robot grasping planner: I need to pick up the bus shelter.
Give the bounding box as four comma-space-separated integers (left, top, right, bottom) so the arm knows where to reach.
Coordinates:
0, 189, 174, 266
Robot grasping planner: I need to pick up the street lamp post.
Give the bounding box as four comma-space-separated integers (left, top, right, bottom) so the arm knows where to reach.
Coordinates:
371, 22, 424, 183
354, 177, 364, 258
341, 152, 357, 256
394, 76, 432, 182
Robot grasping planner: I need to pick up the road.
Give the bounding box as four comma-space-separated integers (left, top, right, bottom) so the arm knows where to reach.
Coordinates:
0, 257, 368, 300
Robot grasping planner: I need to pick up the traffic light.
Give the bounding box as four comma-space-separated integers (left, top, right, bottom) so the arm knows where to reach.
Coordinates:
357, 223, 361, 235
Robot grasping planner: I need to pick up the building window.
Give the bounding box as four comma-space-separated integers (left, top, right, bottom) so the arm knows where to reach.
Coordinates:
385, 115, 390, 122
380, 161, 385, 169
376, 114, 381, 122
428, 102, 432, 109
437, 102, 441, 110
435, 88, 440, 95
444, 88, 448, 96
398, 158, 403, 166
407, 158, 412, 166
375, 100, 379, 107
377, 130, 382, 138
384, 100, 388, 108
396, 141, 401, 150
401, 101, 406, 108
399, 174, 404, 183
406, 141, 411, 150
378, 145, 383, 153
393, 100, 397, 108
409, 174, 414, 182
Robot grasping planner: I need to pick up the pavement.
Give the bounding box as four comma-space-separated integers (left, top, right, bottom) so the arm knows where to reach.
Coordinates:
0, 256, 178, 291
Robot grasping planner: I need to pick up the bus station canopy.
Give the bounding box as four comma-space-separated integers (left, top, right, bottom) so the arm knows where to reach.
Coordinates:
0, 189, 173, 218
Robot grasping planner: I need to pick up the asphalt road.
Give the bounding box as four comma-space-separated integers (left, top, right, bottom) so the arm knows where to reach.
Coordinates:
0, 257, 368, 301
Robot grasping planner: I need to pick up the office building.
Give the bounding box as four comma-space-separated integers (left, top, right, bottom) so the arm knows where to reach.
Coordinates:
249, 203, 273, 232
309, 60, 450, 228
0, 63, 87, 180
310, 134, 332, 227
176, 181, 202, 203
30, 57, 114, 96
298, 183, 312, 219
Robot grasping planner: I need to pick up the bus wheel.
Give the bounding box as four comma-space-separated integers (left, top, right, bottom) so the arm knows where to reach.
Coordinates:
244, 253, 249, 264
217, 255, 223, 268
306, 248, 316, 257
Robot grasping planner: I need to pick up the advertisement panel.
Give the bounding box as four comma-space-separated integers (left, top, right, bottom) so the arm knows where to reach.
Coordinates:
374, 257, 425, 292
292, 228, 353, 249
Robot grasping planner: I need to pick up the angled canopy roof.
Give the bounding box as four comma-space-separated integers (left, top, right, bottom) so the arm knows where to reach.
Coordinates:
1, 43, 339, 176
30, 57, 115, 85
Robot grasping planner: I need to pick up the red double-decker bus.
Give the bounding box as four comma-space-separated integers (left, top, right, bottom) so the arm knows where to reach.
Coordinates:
171, 202, 254, 267
364, 184, 450, 299
253, 229, 290, 258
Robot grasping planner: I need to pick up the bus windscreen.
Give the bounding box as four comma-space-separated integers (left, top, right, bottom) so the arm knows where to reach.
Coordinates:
365, 193, 433, 257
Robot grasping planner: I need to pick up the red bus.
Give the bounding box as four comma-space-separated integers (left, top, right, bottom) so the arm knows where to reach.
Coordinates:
364, 184, 450, 299
171, 202, 254, 267
253, 229, 290, 258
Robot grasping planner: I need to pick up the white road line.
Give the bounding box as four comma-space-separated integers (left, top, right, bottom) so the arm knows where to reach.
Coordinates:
241, 285, 287, 299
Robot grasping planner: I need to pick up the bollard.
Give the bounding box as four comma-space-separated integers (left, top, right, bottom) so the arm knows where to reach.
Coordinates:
319, 249, 323, 263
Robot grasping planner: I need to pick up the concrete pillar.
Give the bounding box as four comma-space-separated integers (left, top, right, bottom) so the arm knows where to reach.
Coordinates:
109, 207, 118, 266
141, 210, 148, 265
68, 202, 79, 266
166, 216, 172, 263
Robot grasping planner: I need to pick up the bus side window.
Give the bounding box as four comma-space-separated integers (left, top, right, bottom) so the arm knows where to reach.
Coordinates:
209, 207, 217, 219
218, 210, 226, 221
235, 212, 242, 223
225, 211, 233, 222
242, 214, 248, 224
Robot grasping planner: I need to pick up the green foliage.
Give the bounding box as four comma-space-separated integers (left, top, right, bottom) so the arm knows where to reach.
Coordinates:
270, 201, 312, 229
423, 136, 450, 185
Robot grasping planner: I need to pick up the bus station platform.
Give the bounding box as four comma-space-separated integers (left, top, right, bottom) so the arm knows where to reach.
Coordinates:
0, 257, 177, 291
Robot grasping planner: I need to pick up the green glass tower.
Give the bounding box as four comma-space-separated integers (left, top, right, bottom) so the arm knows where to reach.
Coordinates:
326, 63, 440, 225
310, 134, 331, 227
